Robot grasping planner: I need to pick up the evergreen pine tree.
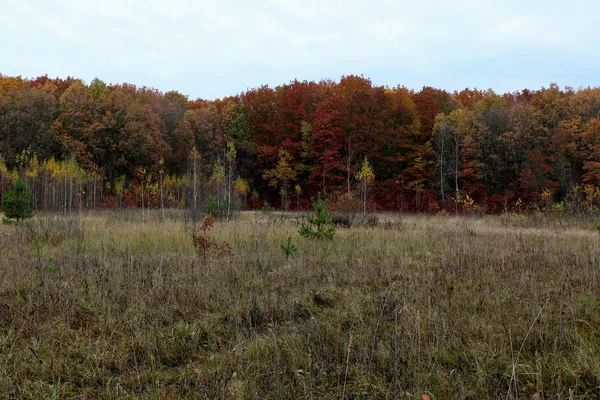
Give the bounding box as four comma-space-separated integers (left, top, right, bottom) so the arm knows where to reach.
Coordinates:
2, 180, 34, 223
299, 193, 335, 240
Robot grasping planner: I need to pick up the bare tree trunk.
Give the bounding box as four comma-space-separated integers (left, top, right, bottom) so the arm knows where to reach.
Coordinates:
43, 175, 47, 210
227, 157, 232, 220
455, 142, 459, 193
160, 172, 164, 220
439, 138, 445, 203
346, 138, 352, 193
362, 180, 367, 215
64, 172, 67, 214
141, 181, 144, 223
69, 177, 73, 213
193, 160, 197, 209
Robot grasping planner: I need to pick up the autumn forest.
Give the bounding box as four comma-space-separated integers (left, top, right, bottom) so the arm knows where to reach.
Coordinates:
2, 73, 600, 214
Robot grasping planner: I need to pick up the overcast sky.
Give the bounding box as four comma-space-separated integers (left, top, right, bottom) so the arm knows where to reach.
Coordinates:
1, 0, 599, 100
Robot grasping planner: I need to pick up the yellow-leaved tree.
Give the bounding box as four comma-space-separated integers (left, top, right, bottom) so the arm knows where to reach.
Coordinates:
356, 157, 375, 215
234, 177, 250, 209
262, 149, 297, 211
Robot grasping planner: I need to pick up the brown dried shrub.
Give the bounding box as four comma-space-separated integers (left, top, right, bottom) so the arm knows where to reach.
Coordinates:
192, 214, 233, 258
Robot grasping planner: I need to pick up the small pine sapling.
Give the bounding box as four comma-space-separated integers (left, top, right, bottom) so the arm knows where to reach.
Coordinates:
280, 237, 297, 260
299, 193, 335, 240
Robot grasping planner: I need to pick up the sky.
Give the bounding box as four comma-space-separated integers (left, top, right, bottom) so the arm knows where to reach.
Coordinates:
1, 0, 599, 100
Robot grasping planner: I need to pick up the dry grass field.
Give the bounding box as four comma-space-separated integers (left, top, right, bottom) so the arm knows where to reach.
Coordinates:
0, 210, 599, 399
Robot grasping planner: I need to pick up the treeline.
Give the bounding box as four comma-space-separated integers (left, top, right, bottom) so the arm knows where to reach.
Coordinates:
1, 73, 600, 214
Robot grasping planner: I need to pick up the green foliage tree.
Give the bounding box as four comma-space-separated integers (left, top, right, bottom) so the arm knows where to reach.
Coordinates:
226, 103, 250, 141
2, 180, 34, 223
299, 193, 335, 240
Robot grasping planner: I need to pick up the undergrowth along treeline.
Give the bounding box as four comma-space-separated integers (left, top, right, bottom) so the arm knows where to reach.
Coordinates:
3, 73, 600, 213
1, 211, 599, 398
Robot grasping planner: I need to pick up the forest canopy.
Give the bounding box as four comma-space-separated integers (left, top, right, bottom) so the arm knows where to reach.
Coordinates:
1, 73, 600, 214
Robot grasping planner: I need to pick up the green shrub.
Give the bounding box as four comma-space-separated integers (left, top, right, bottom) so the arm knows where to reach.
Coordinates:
261, 201, 271, 213
203, 198, 223, 218
552, 201, 565, 216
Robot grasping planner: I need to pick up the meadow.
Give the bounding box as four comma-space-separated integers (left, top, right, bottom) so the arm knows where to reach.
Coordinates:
0, 210, 599, 399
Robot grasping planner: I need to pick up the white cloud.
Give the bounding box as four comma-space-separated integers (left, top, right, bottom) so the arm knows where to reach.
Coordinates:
491, 16, 532, 39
